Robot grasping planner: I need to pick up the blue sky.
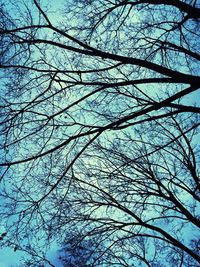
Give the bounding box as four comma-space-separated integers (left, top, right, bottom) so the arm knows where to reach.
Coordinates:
0, 1, 65, 266
0, 246, 63, 267
0, 0, 199, 266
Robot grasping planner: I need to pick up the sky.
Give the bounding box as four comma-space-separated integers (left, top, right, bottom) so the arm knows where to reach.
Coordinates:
0, 246, 63, 267
0, 0, 199, 266
0, 1, 65, 266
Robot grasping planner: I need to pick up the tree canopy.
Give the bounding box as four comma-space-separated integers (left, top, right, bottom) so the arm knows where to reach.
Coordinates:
0, 0, 200, 266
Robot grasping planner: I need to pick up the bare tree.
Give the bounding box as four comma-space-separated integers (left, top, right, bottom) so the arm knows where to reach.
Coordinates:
0, 0, 200, 266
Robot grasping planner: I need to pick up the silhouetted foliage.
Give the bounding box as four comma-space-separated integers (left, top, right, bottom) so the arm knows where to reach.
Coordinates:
0, 0, 200, 266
